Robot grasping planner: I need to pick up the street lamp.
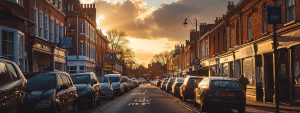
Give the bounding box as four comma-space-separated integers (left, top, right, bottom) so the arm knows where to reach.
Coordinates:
183, 17, 199, 31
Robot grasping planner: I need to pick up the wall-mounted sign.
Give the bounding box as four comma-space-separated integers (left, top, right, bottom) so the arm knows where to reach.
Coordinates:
267, 5, 282, 24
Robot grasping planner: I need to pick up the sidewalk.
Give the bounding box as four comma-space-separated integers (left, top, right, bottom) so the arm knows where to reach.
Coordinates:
246, 101, 300, 112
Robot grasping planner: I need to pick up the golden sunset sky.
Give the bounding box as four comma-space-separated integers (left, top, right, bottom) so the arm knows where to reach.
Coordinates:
80, 0, 239, 65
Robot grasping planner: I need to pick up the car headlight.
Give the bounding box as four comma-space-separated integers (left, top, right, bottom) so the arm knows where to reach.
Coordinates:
36, 99, 52, 109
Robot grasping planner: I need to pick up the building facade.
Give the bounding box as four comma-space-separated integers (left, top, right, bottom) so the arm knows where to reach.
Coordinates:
196, 0, 300, 103
0, 0, 29, 72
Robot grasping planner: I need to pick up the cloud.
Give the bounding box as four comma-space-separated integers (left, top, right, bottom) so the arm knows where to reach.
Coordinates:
93, 0, 240, 42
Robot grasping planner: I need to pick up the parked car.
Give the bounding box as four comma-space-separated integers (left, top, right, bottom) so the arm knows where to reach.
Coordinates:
0, 59, 27, 113
121, 76, 130, 93
194, 77, 246, 113
166, 77, 176, 92
127, 79, 136, 90
22, 72, 78, 113
180, 76, 204, 101
71, 72, 101, 108
105, 74, 123, 95
160, 78, 169, 90
98, 76, 114, 99
171, 77, 184, 96
155, 79, 162, 87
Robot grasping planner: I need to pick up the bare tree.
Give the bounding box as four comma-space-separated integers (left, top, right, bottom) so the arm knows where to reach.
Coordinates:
151, 51, 171, 65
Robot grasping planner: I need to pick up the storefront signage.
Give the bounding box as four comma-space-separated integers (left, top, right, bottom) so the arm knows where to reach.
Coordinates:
235, 45, 255, 59
34, 43, 51, 53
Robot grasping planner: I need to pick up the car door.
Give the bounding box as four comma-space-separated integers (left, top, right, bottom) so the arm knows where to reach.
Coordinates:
0, 61, 22, 113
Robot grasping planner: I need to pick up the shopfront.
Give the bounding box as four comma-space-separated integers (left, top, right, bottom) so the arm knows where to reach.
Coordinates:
32, 40, 54, 72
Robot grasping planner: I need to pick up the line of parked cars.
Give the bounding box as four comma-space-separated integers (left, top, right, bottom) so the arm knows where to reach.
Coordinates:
0, 59, 140, 113
151, 75, 246, 113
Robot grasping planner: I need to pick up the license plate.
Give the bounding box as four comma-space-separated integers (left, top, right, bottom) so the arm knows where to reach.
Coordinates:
221, 93, 234, 97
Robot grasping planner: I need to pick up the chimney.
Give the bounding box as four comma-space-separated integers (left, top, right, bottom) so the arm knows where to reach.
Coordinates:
93, 4, 95, 8
227, 2, 235, 12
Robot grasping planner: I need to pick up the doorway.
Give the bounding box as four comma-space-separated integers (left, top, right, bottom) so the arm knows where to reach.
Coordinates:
263, 53, 274, 102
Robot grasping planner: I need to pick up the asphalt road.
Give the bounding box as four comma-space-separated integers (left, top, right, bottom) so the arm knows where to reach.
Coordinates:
79, 84, 299, 113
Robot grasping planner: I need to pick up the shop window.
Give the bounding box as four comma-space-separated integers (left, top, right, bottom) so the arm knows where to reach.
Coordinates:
294, 46, 300, 85
68, 66, 77, 74
18, 34, 24, 70
2, 30, 14, 60
79, 66, 84, 73
243, 58, 255, 86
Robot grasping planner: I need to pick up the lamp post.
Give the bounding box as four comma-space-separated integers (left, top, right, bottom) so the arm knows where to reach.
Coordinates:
267, 4, 282, 113
183, 18, 198, 31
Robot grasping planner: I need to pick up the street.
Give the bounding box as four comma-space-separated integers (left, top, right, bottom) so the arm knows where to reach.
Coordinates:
79, 84, 298, 113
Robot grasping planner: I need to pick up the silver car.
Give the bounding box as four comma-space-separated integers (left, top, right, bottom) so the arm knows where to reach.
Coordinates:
98, 76, 114, 99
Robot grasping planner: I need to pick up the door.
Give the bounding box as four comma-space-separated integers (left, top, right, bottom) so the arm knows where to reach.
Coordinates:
264, 53, 274, 102
277, 49, 290, 102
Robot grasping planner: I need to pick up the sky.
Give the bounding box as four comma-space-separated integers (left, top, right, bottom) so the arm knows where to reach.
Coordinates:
80, 0, 240, 65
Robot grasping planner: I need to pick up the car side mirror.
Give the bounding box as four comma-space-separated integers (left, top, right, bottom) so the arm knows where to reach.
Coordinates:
59, 85, 68, 91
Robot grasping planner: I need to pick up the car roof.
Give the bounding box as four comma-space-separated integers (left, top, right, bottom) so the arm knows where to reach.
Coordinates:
105, 74, 121, 77
71, 72, 95, 76
31, 71, 67, 76
205, 77, 236, 81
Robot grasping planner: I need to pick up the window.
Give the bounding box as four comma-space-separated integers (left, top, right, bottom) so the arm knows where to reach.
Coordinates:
50, 19, 54, 42
58, 0, 62, 10
59, 24, 64, 41
217, 32, 220, 53
79, 66, 84, 73
7, 0, 23, 6
243, 58, 255, 86
263, 5, 268, 33
68, 4, 74, 11
34, 9, 39, 37
55, 22, 59, 43
294, 46, 300, 85
61, 74, 72, 87
39, 11, 44, 38
247, 16, 253, 41
80, 22, 84, 34
0, 62, 11, 85
45, 16, 49, 40
18, 34, 24, 69
2, 30, 14, 60
236, 20, 240, 45
229, 23, 233, 48
286, 0, 295, 22
79, 41, 84, 55
55, 0, 58, 7
223, 29, 227, 51
214, 35, 216, 54
68, 66, 77, 74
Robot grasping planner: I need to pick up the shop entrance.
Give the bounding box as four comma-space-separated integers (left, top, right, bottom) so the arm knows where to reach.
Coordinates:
263, 53, 274, 102
277, 49, 290, 102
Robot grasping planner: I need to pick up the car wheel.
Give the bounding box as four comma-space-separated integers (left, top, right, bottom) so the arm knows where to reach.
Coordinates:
90, 95, 96, 108
238, 107, 245, 113
54, 104, 60, 113
199, 100, 207, 112
73, 102, 78, 113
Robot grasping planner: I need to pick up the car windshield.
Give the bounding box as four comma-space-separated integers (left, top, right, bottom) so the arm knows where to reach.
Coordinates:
98, 76, 109, 83
71, 74, 91, 84
107, 76, 120, 82
212, 80, 241, 89
27, 73, 56, 91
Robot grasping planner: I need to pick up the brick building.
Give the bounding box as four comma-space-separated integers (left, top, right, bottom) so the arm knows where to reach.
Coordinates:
64, 0, 108, 74
28, 0, 67, 72
0, 0, 30, 72
195, 0, 300, 103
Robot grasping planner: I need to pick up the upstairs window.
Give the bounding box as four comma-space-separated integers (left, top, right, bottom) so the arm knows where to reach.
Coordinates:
286, 0, 295, 22
68, 4, 74, 11
80, 22, 84, 34
247, 15, 253, 41
7, 0, 23, 6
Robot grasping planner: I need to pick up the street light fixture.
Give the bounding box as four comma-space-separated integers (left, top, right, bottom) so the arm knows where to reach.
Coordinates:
183, 17, 198, 31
